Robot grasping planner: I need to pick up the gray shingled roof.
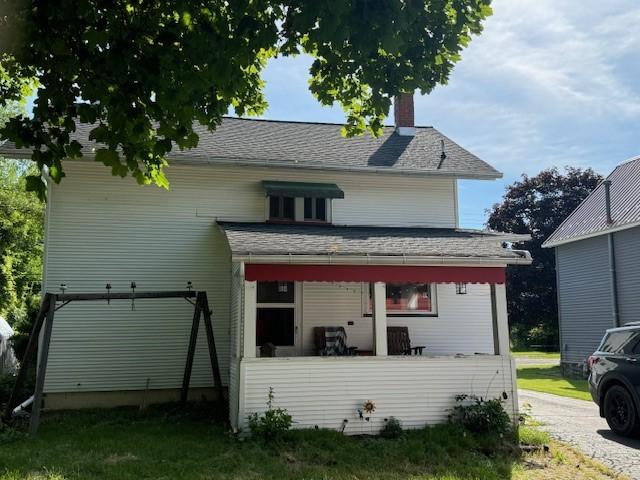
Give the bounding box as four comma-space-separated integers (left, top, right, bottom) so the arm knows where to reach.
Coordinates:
0, 117, 501, 179
218, 222, 531, 262
544, 156, 640, 248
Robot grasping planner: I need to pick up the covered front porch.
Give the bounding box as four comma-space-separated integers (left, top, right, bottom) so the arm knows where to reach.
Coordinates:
220, 222, 531, 433
229, 263, 518, 433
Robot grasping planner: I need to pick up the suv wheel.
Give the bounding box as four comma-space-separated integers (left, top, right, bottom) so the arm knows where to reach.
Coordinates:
603, 385, 639, 437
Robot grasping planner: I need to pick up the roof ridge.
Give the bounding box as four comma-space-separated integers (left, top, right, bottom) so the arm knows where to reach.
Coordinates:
609, 154, 640, 172
221, 115, 435, 129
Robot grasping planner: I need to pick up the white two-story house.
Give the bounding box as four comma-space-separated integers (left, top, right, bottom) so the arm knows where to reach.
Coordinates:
1, 94, 530, 434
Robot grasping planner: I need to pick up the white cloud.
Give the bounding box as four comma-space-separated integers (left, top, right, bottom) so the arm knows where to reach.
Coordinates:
417, 0, 640, 177
469, 0, 640, 116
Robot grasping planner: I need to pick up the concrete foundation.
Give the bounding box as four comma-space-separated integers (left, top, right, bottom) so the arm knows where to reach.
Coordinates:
43, 387, 222, 410
560, 361, 588, 379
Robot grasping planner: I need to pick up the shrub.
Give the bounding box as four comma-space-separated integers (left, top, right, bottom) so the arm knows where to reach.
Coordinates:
0, 373, 16, 405
526, 323, 558, 350
449, 394, 512, 436
247, 387, 292, 439
8, 294, 41, 361
380, 416, 403, 439
0, 370, 35, 408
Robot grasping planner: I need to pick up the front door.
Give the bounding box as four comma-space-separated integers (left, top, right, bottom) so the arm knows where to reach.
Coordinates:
256, 281, 301, 356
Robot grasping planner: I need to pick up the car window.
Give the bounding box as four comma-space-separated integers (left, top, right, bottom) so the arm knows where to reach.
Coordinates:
601, 330, 640, 354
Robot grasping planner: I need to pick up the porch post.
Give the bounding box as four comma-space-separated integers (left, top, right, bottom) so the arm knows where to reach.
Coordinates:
243, 281, 257, 358
491, 284, 510, 355
373, 282, 388, 356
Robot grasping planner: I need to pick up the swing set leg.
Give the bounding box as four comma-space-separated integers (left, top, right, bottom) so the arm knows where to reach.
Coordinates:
201, 293, 226, 409
180, 298, 201, 403
180, 292, 226, 417
29, 294, 57, 435
2, 293, 52, 424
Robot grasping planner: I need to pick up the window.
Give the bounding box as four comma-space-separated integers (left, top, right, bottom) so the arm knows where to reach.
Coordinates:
262, 180, 342, 223
256, 281, 296, 346
367, 283, 437, 316
600, 330, 640, 355
304, 197, 328, 222
269, 196, 294, 221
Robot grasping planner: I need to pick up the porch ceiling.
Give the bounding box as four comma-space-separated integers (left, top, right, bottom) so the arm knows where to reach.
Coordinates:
217, 222, 531, 263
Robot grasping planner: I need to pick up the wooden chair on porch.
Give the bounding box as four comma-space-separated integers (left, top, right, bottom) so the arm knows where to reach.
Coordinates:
387, 326, 425, 355
313, 327, 358, 356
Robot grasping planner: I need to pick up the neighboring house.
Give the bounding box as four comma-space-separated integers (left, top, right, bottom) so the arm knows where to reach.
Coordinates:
544, 156, 640, 378
0, 94, 531, 433
0, 316, 18, 375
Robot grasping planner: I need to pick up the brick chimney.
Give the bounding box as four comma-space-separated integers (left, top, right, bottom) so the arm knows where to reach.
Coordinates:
394, 92, 416, 136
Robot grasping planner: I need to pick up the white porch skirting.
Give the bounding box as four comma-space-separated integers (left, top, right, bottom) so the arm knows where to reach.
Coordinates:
235, 354, 517, 434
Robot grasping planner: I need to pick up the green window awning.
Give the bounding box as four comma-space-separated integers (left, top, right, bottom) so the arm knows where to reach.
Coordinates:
261, 180, 344, 199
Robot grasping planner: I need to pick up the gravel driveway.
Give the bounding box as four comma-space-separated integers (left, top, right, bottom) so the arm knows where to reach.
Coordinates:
519, 389, 640, 479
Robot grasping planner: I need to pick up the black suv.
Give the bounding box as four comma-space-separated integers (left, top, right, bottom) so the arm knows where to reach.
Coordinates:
588, 325, 640, 437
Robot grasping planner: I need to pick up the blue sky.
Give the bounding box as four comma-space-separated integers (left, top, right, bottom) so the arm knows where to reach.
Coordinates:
257, 0, 640, 228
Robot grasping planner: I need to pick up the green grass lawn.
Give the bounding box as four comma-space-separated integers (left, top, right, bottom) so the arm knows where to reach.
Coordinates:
512, 351, 560, 360
517, 364, 591, 401
0, 404, 519, 480
0, 404, 621, 480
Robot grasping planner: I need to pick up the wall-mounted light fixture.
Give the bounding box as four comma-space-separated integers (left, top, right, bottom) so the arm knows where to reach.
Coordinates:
455, 283, 467, 295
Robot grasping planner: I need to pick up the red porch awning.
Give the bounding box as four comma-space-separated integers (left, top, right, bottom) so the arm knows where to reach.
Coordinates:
244, 264, 505, 284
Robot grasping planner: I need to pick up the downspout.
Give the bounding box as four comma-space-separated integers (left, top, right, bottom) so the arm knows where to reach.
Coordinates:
554, 249, 565, 362
490, 284, 500, 355
603, 181, 620, 327
607, 233, 620, 327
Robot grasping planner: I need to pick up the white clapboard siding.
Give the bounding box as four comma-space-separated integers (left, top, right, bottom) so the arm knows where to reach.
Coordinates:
239, 355, 517, 433
299, 282, 494, 355
44, 162, 456, 394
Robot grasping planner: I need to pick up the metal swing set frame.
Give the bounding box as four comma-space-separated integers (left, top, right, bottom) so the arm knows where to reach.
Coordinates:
1, 288, 225, 435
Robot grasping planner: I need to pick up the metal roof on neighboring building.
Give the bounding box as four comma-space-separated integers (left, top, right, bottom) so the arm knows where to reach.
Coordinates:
0, 117, 502, 179
544, 156, 640, 248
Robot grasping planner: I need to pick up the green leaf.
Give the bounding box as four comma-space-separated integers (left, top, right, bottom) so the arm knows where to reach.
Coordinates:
95, 148, 119, 167
24, 174, 46, 200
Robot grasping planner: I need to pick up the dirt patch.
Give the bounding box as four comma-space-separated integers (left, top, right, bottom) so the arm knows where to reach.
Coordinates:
516, 440, 629, 480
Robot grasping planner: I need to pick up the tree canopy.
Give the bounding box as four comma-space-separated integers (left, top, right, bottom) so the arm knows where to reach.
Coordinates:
487, 167, 603, 348
0, 101, 44, 358
0, 0, 493, 199
0, 158, 44, 317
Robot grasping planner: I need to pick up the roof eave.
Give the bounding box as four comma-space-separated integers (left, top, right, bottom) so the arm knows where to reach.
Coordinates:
543, 220, 640, 248
0, 149, 503, 180
167, 155, 505, 179
231, 253, 532, 266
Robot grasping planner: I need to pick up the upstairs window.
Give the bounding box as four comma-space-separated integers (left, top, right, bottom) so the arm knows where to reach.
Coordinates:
269, 196, 295, 221
262, 180, 343, 224
304, 197, 327, 222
